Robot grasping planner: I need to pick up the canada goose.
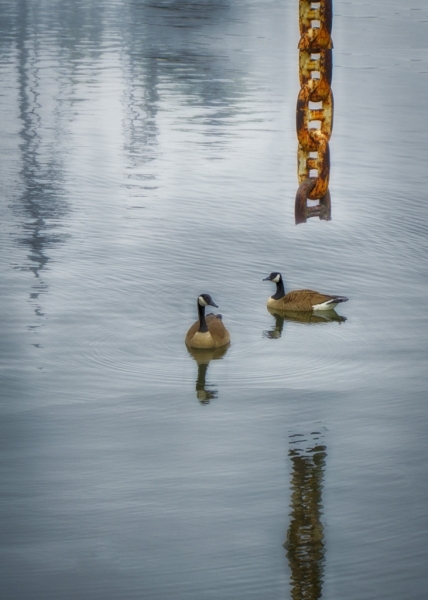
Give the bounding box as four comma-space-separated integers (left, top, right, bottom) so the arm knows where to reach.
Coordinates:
185, 294, 230, 349
263, 272, 348, 311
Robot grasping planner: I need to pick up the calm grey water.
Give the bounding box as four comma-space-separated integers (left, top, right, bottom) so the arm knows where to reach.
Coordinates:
1, 1, 428, 598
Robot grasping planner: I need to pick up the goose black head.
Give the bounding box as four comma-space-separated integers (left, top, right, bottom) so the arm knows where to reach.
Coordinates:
198, 294, 218, 308
263, 272, 282, 283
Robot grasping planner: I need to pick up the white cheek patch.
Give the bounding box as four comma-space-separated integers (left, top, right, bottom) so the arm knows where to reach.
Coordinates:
272, 274, 280, 283
198, 296, 208, 306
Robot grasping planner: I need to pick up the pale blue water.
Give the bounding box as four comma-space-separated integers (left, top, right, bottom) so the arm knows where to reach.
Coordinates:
1, 1, 428, 599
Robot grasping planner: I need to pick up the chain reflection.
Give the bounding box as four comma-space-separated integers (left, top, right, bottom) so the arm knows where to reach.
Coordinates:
284, 430, 327, 600
186, 345, 229, 405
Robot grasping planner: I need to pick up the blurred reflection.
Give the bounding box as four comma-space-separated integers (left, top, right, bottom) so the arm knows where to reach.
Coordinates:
122, 51, 160, 199
284, 431, 326, 600
186, 345, 229, 404
122, 0, 244, 169
264, 307, 346, 339
15, 0, 69, 327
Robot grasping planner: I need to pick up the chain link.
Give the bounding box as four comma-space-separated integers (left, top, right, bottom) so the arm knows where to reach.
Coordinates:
295, 0, 333, 224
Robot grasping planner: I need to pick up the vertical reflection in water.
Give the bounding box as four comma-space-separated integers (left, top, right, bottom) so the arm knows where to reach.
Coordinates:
120, 3, 170, 209
122, 52, 160, 201
285, 431, 326, 600
15, 0, 69, 331
263, 311, 286, 339
196, 361, 215, 404
186, 345, 229, 404
122, 0, 242, 166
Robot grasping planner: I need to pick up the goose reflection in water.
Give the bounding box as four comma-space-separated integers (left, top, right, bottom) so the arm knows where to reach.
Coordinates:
186, 345, 229, 404
263, 307, 346, 339
284, 431, 327, 600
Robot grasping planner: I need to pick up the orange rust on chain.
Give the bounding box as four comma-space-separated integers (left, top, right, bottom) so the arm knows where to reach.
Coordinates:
298, 27, 333, 51
299, 0, 332, 38
296, 83, 333, 150
297, 137, 330, 198
295, 0, 334, 224
299, 49, 332, 87
298, 0, 333, 51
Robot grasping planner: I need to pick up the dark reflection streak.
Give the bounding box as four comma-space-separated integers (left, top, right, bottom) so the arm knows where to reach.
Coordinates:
15, 0, 69, 325
285, 432, 326, 600
120, 5, 162, 202
187, 345, 229, 404
195, 361, 215, 404
123, 55, 160, 174
263, 311, 285, 339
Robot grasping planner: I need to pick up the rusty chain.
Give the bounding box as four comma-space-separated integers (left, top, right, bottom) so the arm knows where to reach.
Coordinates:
295, 0, 333, 224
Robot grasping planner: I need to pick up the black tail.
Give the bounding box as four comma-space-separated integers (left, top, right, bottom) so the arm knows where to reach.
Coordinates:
332, 296, 348, 304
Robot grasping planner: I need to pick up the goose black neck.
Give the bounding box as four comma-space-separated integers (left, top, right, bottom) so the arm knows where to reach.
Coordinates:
198, 302, 208, 332
196, 362, 209, 391
272, 276, 285, 300
274, 313, 285, 335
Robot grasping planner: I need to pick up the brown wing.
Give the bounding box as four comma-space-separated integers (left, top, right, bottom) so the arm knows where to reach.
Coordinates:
286, 289, 336, 304
277, 289, 336, 310
206, 314, 230, 346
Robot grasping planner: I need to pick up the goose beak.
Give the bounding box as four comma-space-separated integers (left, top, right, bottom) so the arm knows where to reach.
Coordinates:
263, 276, 271, 281
209, 300, 218, 308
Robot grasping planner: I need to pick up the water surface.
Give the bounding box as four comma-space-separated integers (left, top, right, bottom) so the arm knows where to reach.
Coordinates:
1, 1, 428, 599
